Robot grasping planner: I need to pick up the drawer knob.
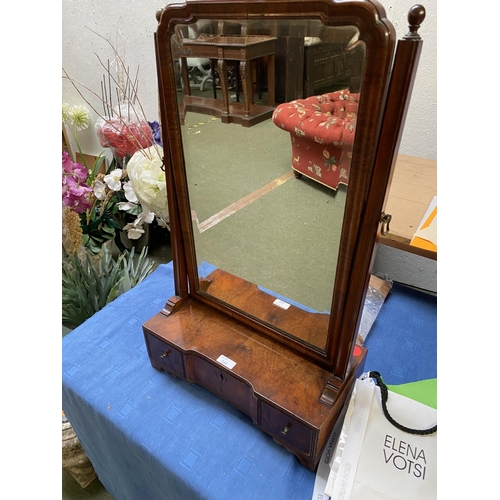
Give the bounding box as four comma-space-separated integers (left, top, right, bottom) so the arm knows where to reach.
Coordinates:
281, 423, 292, 436
160, 349, 172, 359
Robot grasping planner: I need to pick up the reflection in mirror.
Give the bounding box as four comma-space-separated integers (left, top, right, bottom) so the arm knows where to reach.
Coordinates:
171, 19, 365, 352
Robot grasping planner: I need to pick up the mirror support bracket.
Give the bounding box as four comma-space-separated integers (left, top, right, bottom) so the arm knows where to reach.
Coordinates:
320, 376, 344, 406
161, 295, 188, 316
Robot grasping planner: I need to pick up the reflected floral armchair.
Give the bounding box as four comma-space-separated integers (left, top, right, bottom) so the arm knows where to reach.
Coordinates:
272, 89, 359, 190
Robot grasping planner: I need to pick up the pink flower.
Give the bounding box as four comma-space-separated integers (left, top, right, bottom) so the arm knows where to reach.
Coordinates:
62, 151, 92, 213
62, 151, 88, 182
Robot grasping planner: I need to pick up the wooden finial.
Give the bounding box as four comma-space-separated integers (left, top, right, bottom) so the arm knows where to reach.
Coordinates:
404, 4, 426, 39
156, 8, 164, 23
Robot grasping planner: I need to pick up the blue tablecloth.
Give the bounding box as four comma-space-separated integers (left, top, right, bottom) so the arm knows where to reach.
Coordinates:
62, 262, 436, 500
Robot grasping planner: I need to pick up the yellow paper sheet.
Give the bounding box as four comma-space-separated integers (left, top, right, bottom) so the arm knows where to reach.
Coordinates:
410, 196, 437, 252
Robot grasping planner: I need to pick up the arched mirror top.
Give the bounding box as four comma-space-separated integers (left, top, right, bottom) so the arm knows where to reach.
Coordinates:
153, 0, 420, 371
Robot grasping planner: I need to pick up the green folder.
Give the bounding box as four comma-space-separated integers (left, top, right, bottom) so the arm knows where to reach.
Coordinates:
387, 379, 437, 409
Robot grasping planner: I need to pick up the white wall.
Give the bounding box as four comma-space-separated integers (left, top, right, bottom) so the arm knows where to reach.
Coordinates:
62, 0, 172, 156
372, 245, 437, 292
372, 1, 437, 292
385, 0, 437, 160
62, 0, 437, 160
62, 0, 437, 291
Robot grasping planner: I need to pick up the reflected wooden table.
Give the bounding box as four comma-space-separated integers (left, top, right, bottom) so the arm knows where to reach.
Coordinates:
179, 35, 277, 127
379, 154, 437, 260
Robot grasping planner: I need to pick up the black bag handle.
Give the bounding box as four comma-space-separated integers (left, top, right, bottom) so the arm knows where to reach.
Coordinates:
368, 371, 437, 435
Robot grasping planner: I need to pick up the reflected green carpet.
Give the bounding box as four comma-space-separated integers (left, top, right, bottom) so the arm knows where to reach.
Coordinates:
181, 111, 347, 312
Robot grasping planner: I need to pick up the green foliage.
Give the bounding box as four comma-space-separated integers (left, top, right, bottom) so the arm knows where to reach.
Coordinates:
80, 156, 126, 255
80, 210, 122, 254
62, 244, 155, 328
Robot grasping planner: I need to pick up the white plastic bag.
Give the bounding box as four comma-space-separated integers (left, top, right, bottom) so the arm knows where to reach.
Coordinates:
325, 373, 437, 500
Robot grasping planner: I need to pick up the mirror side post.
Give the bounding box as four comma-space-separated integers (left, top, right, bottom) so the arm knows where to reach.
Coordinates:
154, 13, 190, 312
374, 4, 427, 219
332, 5, 427, 380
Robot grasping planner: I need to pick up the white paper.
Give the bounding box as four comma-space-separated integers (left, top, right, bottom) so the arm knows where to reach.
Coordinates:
311, 401, 349, 499
326, 377, 437, 500
412, 195, 437, 245
413, 222, 437, 246
216, 355, 236, 369
273, 298, 291, 310
415, 196, 437, 233
327, 378, 375, 499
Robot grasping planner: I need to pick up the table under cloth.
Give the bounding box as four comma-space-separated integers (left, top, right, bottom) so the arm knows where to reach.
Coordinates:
62, 262, 436, 500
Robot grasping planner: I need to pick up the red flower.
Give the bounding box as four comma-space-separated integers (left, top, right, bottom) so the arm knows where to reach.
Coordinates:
96, 119, 153, 158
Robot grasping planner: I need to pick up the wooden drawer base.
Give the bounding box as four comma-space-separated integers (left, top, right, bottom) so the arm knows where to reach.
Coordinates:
143, 301, 366, 470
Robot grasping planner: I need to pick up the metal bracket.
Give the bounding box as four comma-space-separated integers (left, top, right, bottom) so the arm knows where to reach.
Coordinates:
380, 212, 392, 236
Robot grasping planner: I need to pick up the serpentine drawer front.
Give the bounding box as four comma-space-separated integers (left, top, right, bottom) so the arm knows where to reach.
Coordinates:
188, 356, 256, 416
143, 306, 367, 469
147, 330, 313, 456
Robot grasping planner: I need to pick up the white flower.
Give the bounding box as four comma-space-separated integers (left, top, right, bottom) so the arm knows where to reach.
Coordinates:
123, 181, 139, 203
93, 180, 106, 200
126, 146, 168, 219
117, 201, 138, 211
68, 105, 90, 131
135, 204, 155, 225
62, 103, 71, 123
123, 222, 145, 240
104, 168, 123, 191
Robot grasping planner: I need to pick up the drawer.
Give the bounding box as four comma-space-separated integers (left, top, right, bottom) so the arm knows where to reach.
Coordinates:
146, 333, 184, 378
190, 357, 255, 416
260, 401, 314, 456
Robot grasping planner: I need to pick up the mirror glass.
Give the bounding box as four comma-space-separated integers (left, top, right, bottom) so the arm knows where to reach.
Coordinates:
170, 18, 366, 351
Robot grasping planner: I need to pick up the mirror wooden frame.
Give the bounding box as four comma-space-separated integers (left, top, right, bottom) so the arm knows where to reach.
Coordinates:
143, 0, 425, 470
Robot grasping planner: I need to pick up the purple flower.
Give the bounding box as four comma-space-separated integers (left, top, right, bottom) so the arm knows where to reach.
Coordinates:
148, 121, 162, 147
62, 150, 72, 170
62, 151, 88, 182
63, 191, 92, 213
62, 151, 92, 213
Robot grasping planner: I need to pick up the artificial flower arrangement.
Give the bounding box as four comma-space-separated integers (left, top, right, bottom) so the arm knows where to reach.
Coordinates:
62, 106, 167, 255
62, 32, 168, 256
61, 103, 161, 327
61, 30, 166, 329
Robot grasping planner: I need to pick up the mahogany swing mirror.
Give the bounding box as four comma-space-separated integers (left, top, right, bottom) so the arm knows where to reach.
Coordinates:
143, 0, 425, 471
